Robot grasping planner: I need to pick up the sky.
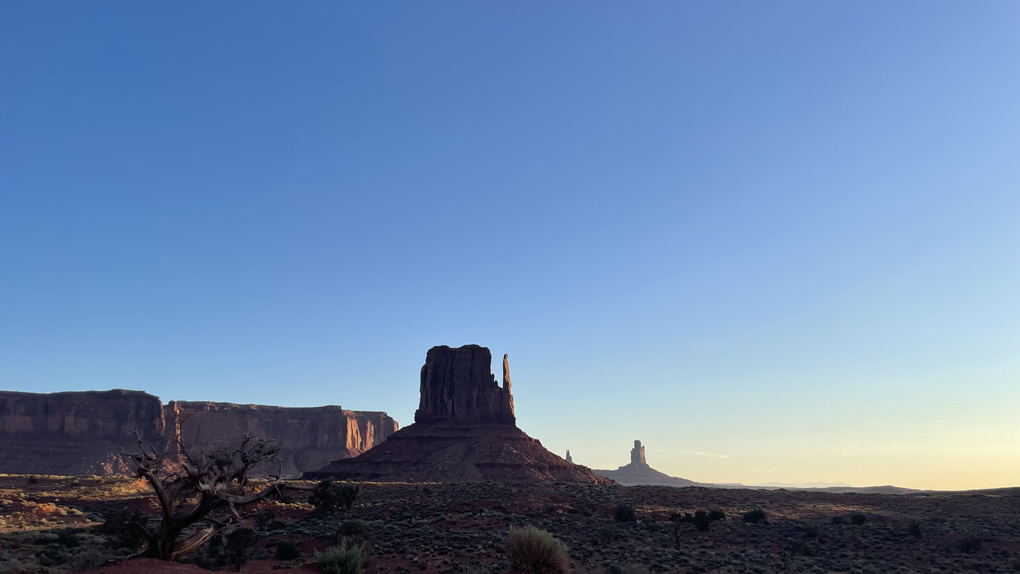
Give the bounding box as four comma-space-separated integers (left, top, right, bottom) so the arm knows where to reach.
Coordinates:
1, 2, 1017, 491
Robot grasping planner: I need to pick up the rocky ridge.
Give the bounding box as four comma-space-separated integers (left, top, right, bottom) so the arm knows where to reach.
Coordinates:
0, 390, 397, 477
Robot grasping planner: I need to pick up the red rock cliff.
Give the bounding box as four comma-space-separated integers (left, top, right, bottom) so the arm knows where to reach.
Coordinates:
166, 401, 397, 477
0, 389, 165, 475
0, 390, 397, 477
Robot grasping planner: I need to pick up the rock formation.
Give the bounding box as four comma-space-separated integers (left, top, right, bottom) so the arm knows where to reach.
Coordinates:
415, 345, 515, 425
0, 390, 397, 476
593, 440, 696, 487
631, 440, 646, 466
0, 389, 164, 476
566, 450, 573, 463
306, 345, 612, 484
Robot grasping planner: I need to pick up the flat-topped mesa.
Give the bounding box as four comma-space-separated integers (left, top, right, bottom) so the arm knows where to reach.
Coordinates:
414, 345, 515, 425
632, 439, 647, 467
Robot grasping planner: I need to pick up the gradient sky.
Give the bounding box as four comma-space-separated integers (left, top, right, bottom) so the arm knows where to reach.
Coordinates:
2, 2, 1017, 491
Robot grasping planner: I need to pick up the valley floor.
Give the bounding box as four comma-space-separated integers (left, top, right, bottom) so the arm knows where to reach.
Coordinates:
1, 474, 1018, 574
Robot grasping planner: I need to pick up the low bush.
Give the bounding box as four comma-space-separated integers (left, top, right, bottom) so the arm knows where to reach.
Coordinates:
597, 524, 615, 546
672, 510, 725, 532
850, 513, 867, 526
315, 542, 365, 574
831, 516, 845, 525
743, 509, 767, 524
909, 521, 922, 538
97, 508, 146, 550
614, 504, 636, 523
958, 536, 983, 554
504, 526, 570, 574
310, 480, 361, 518
225, 527, 259, 571
56, 530, 81, 548
339, 519, 372, 542
274, 541, 301, 560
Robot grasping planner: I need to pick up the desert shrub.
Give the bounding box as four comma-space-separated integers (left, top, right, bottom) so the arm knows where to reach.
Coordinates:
268, 520, 287, 531
958, 536, 982, 554
850, 513, 867, 526
36, 546, 66, 567
597, 524, 615, 545
801, 524, 818, 538
315, 542, 365, 574
743, 509, 767, 524
275, 541, 302, 560
310, 480, 361, 518
56, 529, 81, 548
672, 510, 724, 532
831, 516, 845, 525
614, 504, 636, 522
69, 550, 107, 572
97, 508, 146, 550
225, 527, 259, 571
909, 521, 922, 538
254, 509, 277, 530
505, 526, 570, 574
69, 478, 81, 488
339, 519, 372, 543
28, 475, 39, 484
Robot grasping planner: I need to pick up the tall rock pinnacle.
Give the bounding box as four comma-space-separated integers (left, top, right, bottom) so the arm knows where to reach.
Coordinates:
631, 440, 647, 467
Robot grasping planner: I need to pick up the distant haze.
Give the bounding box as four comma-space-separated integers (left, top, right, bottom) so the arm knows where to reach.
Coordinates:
0, 2, 1017, 491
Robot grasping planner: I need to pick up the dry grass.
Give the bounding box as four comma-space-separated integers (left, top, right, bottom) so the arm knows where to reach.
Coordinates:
505, 525, 570, 574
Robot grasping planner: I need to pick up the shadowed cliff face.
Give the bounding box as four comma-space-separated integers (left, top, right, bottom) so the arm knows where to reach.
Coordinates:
414, 345, 515, 425
0, 390, 397, 477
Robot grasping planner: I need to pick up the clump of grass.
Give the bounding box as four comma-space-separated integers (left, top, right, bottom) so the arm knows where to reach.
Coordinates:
504, 526, 570, 574
315, 542, 365, 574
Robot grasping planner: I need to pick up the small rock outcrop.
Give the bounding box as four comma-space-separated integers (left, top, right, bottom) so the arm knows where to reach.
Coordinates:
566, 450, 573, 463
306, 345, 612, 484
593, 440, 695, 487
0, 390, 397, 476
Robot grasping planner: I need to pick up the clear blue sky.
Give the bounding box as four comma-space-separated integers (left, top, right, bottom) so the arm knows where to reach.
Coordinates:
1, 2, 1017, 490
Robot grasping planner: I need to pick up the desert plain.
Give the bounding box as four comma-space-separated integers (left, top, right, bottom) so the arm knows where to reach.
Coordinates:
1, 473, 1018, 574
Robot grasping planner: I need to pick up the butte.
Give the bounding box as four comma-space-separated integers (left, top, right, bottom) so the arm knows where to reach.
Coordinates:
305, 344, 611, 483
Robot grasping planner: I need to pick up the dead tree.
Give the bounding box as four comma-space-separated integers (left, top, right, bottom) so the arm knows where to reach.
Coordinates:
121, 432, 301, 560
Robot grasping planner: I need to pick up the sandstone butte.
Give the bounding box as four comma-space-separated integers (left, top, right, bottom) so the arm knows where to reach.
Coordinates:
305, 344, 613, 484
0, 389, 397, 477
592, 439, 697, 487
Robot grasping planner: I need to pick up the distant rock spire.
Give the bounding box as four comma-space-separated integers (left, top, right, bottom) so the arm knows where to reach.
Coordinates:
631, 440, 647, 467
566, 450, 573, 464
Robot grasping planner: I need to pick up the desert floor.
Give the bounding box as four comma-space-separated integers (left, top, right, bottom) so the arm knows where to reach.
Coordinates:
1, 474, 1017, 574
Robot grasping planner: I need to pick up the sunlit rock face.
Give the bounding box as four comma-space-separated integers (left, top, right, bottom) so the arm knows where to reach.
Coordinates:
166, 401, 398, 477
0, 390, 397, 476
307, 345, 612, 484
